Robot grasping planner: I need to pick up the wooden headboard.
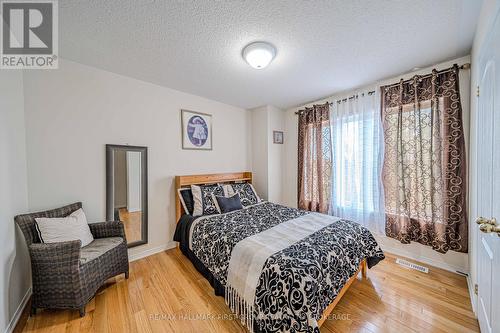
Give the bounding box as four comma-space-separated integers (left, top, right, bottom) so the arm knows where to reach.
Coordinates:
174, 172, 252, 222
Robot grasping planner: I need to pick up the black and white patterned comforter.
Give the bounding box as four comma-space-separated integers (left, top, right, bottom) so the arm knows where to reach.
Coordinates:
180, 202, 384, 332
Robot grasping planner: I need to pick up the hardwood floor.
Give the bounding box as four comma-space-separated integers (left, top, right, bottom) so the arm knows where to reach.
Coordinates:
20, 249, 479, 333
118, 208, 142, 243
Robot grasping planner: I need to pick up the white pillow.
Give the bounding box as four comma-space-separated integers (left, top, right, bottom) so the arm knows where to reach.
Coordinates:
35, 208, 94, 247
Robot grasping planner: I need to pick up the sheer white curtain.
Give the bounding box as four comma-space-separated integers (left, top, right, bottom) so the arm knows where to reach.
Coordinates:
328, 89, 385, 235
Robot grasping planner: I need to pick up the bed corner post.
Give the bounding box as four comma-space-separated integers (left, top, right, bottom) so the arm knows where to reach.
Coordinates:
361, 259, 367, 279
245, 171, 252, 184
175, 176, 181, 223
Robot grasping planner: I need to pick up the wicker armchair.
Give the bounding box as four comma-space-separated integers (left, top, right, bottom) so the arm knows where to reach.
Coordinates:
15, 202, 129, 317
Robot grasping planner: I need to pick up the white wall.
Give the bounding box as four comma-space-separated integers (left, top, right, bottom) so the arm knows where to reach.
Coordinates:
267, 106, 285, 204
283, 108, 299, 207
283, 56, 471, 274
250, 105, 285, 203
468, 0, 500, 313
22, 59, 252, 259
0, 71, 31, 333
251, 106, 269, 200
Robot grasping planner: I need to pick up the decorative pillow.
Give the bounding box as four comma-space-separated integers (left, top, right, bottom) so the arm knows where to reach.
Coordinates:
213, 193, 243, 214
34, 208, 94, 247
177, 188, 194, 215
225, 182, 261, 207
191, 184, 224, 216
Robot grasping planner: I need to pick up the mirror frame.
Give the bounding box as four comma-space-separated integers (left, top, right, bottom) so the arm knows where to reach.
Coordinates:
106, 144, 148, 248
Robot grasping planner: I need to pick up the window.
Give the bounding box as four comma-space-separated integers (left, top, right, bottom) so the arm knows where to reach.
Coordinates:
332, 114, 378, 212
328, 92, 385, 234
383, 102, 435, 221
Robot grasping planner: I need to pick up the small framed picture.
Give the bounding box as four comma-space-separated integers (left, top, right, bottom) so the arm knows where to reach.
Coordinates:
181, 110, 212, 150
273, 131, 284, 144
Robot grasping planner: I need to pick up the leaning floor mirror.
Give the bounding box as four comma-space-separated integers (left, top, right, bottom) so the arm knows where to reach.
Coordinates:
106, 144, 148, 247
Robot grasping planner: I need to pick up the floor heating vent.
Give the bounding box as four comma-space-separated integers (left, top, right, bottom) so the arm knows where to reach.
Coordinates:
396, 258, 429, 273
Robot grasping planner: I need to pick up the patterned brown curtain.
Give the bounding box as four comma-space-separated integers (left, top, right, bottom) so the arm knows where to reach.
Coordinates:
381, 64, 468, 253
297, 102, 332, 213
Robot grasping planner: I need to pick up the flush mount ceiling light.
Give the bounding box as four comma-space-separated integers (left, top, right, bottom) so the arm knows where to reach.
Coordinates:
242, 42, 276, 69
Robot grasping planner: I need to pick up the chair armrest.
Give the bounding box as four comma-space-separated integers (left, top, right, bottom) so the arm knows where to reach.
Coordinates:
29, 241, 82, 300
29, 240, 81, 271
89, 221, 125, 239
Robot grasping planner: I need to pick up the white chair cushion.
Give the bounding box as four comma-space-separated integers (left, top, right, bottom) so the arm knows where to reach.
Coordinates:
79, 237, 124, 264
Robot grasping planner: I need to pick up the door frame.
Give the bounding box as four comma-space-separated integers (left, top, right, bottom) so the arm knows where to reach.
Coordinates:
469, 4, 500, 315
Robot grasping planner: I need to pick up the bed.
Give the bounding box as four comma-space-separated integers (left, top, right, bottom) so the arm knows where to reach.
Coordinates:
173, 172, 384, 332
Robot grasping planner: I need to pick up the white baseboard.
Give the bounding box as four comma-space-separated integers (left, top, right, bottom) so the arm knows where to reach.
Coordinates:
375, 235, 468, 274
382, 245, 465, 273
128, 241, 177, 262
4, 287, 31, 333
467, 274, 477, 315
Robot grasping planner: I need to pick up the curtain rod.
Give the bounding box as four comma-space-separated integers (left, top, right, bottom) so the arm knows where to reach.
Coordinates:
381, 63, 470, 90
294, 90, 375, 115
294, 62, 470, 116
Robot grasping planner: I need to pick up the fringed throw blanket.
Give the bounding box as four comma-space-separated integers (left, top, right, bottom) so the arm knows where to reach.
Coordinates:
189, 202, 384, 332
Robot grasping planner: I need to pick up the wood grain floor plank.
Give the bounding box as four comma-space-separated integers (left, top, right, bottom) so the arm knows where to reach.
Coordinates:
20, 248, 478, 333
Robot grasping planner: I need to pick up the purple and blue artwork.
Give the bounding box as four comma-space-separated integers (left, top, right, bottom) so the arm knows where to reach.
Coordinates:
187, 115, 208, 147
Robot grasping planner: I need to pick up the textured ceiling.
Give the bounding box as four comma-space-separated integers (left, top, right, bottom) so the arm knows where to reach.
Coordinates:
59, 0, 481, 109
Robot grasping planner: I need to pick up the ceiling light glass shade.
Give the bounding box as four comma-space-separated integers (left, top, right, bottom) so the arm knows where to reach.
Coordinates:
242, 42, 276, 69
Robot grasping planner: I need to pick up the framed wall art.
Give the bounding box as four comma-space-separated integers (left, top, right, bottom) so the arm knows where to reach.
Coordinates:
181, 110, 212, 150
273, 130, 284, 144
